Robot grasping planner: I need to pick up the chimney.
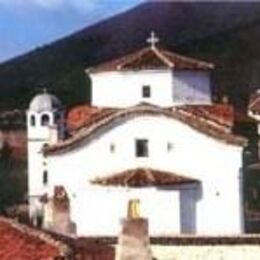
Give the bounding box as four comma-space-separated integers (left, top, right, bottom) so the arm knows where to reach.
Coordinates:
116, 199, 152, 260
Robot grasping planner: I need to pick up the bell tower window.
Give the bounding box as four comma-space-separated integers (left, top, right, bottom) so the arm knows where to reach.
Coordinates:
30, 115, 36, 126
41, 114, 50, 126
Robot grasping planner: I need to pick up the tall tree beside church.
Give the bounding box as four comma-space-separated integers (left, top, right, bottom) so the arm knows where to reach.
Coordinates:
0, 143, 27, 214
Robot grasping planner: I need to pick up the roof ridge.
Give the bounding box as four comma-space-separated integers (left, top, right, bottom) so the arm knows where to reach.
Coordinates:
152, 47, 174, 68
144, 168, 156, 183
88, 45, 214, 73
124, 169, 138, 185
161, 48, 214, 69
116, 47, 150, 70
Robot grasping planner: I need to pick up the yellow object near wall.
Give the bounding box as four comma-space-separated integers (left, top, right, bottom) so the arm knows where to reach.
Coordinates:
127, 199, 141, 219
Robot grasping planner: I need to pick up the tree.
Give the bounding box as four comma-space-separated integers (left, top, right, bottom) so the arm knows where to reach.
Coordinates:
0, 142, 27, 214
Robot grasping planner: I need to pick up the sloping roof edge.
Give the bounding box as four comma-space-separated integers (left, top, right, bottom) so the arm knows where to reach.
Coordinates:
87, 46, 214, 74
44, 103, 247, 156
90, 167, 199, 187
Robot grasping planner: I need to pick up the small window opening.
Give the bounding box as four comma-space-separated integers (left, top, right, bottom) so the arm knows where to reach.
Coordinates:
41, 114, 50, 126
30, 115, 36, 126
142, 85, 151, 98
136, 139, 149, 157
167, 142, 173, 152
43, 170, 48, 185
110, 143, 115, 153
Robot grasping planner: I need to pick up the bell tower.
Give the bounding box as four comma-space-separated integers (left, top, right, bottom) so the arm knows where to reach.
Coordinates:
27, 89, 65, 226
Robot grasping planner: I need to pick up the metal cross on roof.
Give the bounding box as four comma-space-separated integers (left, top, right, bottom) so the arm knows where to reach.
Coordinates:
147, 31, 159, 49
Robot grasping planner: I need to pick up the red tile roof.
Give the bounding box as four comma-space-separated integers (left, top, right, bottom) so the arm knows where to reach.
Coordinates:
90, 168, 199, 187
0, 217, 71, 260
46, 103, 247, 155
67, 105, 118, 132
67, 103, 235, 131
87, 46, 214, 73
175, 104, 234, 129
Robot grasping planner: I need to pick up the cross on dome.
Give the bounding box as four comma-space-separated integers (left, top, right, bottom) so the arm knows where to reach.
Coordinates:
147, 31, 159, 49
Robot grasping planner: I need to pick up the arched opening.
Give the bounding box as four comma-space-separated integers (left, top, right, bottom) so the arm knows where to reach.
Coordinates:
43, 170, 48, 185
30, 115, 36, 126
41, 114, 50, 126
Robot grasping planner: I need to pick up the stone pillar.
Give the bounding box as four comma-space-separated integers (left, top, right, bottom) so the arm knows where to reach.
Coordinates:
116, 218, 152, 260
43, 186, 76, 235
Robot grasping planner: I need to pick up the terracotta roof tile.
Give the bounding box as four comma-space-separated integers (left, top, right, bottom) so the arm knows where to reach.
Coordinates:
90, 168, 199, 187
67, 105, 118, 132
88, 46, 214, 73
175, 104, 234, 129
0, 217, 71, 260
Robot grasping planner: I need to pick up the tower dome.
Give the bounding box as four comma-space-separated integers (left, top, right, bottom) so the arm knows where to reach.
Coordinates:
29, 91, 62, 112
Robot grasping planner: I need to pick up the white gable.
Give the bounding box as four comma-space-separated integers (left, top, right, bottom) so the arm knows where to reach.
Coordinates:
88, 44, 213, 108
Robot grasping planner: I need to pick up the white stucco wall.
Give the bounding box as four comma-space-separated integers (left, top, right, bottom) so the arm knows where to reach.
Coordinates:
72, 186, 180, 236
91, 69, 211, 108
91, 70, 174, 108
43, 115, 244, 236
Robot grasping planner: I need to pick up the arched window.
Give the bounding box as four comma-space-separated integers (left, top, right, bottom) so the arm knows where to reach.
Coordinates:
30, 115, 36, 126
43, 170, 48, 185
41, 114, 50, 126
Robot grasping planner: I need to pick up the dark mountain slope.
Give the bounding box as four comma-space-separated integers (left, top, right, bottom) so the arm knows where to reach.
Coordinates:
1, 2, 260, 110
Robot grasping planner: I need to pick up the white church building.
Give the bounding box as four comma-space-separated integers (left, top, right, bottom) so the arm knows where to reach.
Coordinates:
27, 33, 247, 236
